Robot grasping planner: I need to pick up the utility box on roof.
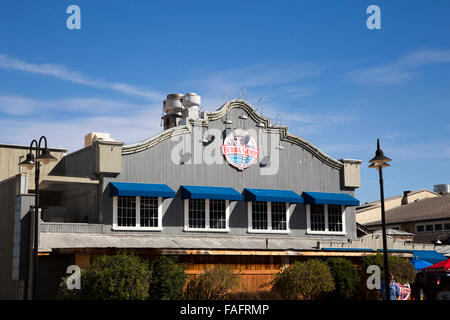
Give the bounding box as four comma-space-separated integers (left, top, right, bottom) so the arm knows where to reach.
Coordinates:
341, 159, 362, 188
94, 140, 124, 174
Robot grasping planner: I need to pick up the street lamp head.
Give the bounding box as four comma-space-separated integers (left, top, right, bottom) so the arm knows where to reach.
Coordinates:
368, 162, 391, 170
19, 153, 36, 170
35, 147, 58, 165
369, 138, 392, 167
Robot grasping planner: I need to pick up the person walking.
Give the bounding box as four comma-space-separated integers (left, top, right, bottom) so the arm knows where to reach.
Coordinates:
380, 272, 402, 300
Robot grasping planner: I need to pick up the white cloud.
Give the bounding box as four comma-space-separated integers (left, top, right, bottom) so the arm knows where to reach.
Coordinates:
345, 48, 450, 84
0, 96, 162, 151
0, 54, 163, 101
0, 95, 150, 117
179, 62, 322, 109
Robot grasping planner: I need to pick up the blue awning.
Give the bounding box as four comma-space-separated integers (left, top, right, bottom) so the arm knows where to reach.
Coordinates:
109, 182, 176, 198
302, 191, 359, 206
411, 250, 447, 265
243, 188, 303, 204
410, 258, 433, 270
180, 185, 242, 201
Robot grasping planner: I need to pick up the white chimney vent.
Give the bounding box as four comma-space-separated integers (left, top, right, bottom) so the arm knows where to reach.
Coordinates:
84, 132, 115, 147
180, 93, 201, 123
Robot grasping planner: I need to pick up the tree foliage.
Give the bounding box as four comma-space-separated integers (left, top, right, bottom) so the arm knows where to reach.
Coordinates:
327, 258, 360, 299
361, 253, 416, 284
183, 265, 241, 300
149, 256, 187, 300
79, 251, 151, 300
272, 259, 335, 300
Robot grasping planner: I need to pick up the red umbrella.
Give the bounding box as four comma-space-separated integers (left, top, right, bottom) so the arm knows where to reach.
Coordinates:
423, 258, 450, 273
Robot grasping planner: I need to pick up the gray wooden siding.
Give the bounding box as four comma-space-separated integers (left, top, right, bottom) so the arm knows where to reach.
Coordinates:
101, 106, 357, 238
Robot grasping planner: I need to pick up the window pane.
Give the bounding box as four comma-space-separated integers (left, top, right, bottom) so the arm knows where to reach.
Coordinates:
118, 196, 136, 227
434, 224, 443, 231
328, 205, 343, 232
271, 202, 287, 230
416, 225, 424, 233
310, 204, 325, 231
210, 200, 226, 229
444, 223, 450, 230
252, 202, 268, 230
141, 197, 158, 227
189, 199, 205, 229
426, 224, 434, 232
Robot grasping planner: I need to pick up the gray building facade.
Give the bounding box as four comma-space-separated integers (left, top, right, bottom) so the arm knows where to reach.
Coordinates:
1, 96, 368, 299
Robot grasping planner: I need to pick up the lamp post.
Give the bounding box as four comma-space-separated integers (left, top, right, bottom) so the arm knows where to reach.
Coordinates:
19, 136, 57, 300
368, 138, 392, 300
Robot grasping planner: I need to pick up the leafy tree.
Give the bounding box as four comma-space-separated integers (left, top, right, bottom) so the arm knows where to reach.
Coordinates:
361, 253, 415, 284
149, 256, 187, 300
272, 259, 335, 300
327, 258, 360, 299
80, 251, 151, 300
183, 265, 241, 300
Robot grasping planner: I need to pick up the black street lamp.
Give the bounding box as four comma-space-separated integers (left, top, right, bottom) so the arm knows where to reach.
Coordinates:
19, 136, 58, 300
368, 138, 392, 300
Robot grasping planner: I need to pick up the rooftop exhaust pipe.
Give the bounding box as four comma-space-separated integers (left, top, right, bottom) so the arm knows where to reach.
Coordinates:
162, 93, 201, 130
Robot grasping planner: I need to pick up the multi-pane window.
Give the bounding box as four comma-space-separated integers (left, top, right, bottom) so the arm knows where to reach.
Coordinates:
252, 202, 268, 230
114, 196, 161, 230
210, 200, 226, 229
189, 199, 206, 229
185, 199, 229, 231
328, 204, 343, 232
248, 201, 289, 233
140, 197, 158, 227
416, 222, 450, 233
308, 204, 345, 234
271, 202, 287, 231
310, 204, 325, 231
118, 196, 136, 227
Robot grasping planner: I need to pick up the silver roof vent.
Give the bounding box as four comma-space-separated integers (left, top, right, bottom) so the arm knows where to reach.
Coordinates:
434, 184, 450, 195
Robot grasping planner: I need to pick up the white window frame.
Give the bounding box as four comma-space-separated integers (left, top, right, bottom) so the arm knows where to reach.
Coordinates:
112, 196, 163, 231
247, 201, 292, 234
184, 199, 230, 232
306, 204, 346, 235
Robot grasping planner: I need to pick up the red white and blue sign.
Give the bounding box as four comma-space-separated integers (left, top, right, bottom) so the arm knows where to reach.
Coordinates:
222, 129, 259, 170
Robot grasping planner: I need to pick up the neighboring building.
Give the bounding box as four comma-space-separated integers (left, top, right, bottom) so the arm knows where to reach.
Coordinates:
0, 143, 67, 190
0, 94, 434, 299
356, 189, 440, 226
0, 144, 66, 299
363, 194, 450, 246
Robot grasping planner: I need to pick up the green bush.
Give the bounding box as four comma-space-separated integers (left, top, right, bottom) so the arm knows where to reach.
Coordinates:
57, 272, 84, 300
327, 258, 360, 299
183, 265, 241, 300
272, 259, 335, 300
361, 253, 415, 284
80, 251, 151, 300
149, 256, 187, 300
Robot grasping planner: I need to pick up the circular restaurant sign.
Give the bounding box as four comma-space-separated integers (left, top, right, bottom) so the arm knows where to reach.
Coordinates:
221, 129, 259, 170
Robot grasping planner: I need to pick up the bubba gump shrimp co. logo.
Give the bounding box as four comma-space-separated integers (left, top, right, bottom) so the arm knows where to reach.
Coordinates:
221, 129, 259, 170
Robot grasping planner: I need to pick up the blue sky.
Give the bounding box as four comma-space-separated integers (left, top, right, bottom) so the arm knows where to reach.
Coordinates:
0, 0, 449, 203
